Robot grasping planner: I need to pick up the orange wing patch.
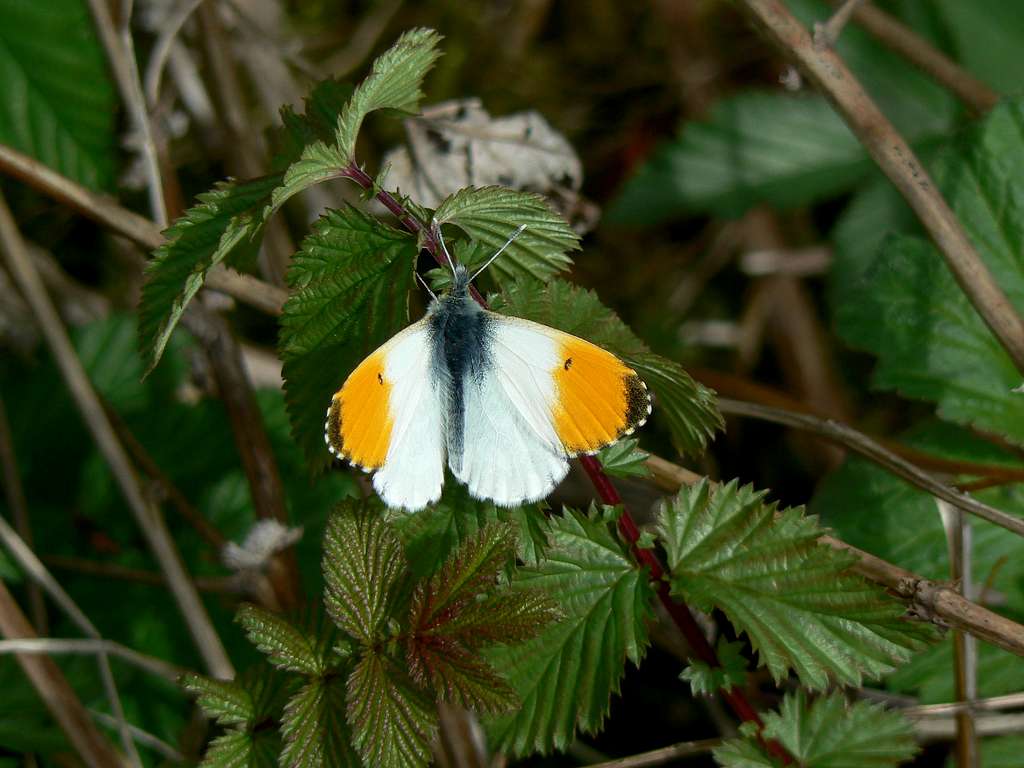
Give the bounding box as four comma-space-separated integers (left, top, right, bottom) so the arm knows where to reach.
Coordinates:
552, 336, 650, 455
325, 351, 394, 470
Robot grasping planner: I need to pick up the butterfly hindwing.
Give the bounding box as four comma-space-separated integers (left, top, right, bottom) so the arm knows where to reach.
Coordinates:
326, 319, 446, 510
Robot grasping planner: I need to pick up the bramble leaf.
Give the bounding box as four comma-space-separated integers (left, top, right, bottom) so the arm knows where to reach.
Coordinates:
138, 174, 282, 375
714, 691, 918, 768
680, 639, 749, 697
597, 438, 651, 479
347, 652, 437, 768
0, 0, 118, 190
659, 480, 933, 690
434, 186, 579, 284
182, 674, 254, 726
323, 504, 406, 644
493, 279, 723, 454
485, 506, 655, 755
279, 205, 416, 467
280, 677, 360, 768
236, 604, 325, 675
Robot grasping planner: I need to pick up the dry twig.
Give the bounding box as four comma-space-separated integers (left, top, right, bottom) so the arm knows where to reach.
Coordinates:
582, 738, 719, 768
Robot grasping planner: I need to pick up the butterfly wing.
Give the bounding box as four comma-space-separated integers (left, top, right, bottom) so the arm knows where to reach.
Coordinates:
449, 313, 651, 506
325, 319, 445, 511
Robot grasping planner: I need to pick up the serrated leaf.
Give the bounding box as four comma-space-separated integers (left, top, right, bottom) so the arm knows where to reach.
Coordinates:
138, 174, 282, 373
597, 438, 651, 479
434, 186, 578, 284
484, 506, 656, 755
347, 652, 437, 768
280, 677, 360, 768
278, 78, 355, 165
279, 205, 416, 467
182, 674, 254, 726
236, 604, 325, 675
323, 504, 407, 644
659, 479, 933, 690
680, 638, 749, 697
0, 0, 117, 190
715, 691, 918, 768
200, 729, 280, 768
492, 279, 722, 454
406, 638, 518, 714
835, 98, 1024, 444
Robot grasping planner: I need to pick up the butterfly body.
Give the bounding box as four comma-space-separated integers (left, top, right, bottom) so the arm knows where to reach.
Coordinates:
326, 263, 651, 511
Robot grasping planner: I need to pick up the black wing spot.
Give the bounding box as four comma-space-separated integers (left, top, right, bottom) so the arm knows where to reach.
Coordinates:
377, 372, 384, 385
564, 357, 573, 370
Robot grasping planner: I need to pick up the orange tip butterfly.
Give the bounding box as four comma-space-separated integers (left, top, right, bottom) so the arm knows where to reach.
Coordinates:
324, 225, 652, 511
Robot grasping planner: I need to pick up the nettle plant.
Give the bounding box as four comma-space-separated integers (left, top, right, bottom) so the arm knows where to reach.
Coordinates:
141, 29, 935, 768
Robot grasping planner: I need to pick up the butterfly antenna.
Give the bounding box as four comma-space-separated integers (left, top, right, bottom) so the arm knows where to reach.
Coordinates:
469, 224, 527, 283
414, 271, 438, 302
432, 218, 457, 277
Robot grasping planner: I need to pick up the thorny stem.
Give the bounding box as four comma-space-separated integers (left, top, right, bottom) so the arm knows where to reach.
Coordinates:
339, 160, 787, 757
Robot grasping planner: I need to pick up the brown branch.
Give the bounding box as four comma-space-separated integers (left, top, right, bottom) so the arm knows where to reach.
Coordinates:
738, 0, 1024, 376
0, 191, 234, 679
44, 555, 240, 595
0, 580, 121, 767
582, 738, 720, 768
0, 142, 286, 315
812, 0, 866, 48
717, 397, 1024, 538
846, 1, 999, 113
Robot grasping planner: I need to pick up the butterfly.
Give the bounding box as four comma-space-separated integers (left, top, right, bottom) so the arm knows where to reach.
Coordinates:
324, 226, 652, 511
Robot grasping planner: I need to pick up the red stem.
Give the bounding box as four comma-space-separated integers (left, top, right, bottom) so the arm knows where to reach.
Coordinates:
341, 162, 787, 760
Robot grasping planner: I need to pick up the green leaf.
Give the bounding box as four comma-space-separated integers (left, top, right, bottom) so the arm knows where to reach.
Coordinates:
182, 673, 254, 726
138, 174, 283, 374
970, 734, 1024, 768
659, 479, 933, 690
715, 691, 918, 768
492, 279, 723, 454
835, 99, 1024, 444
680, 638, 749, 697
608, 93, 868, 225
200, 729, 279, 768
279, 205, 416, 467
928, 0, 1020, 94
434, 186, 579, 284
597, 438, 651, 479
236, 604, 325, 675
0, 0, 117, 190
269, 29, 442, 214
280, 677, 360, 768
485, 506, 656, 755
278, 78, 355, 164
347, 652, 437, 768
323, 504, 407, 644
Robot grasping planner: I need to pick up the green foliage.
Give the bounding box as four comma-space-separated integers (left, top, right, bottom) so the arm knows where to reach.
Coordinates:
597, 438, 650, 479
836, 99, 1024, 444
485, 506, 655, 756
182, 674, 254, 726
714, 691, 918, 768
434, 186, 578, 283
269, 29, 442, 213
280, 677, 360, 768
138, 174, 282, 374
237, 604, 327, 676
658, 480, 933, 690
0, 0, 117, 190
680, 639, 749, 697
279, 206, 416, 467
493, 278, 723, 455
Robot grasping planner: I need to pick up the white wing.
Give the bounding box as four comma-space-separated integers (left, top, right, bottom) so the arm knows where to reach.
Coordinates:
449, 315, 569, 506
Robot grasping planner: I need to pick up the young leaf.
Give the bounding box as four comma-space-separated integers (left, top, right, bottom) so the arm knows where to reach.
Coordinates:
182, 674, 254, 726
714, 691, 918, 768
199, 730, 255, 768
279, 205, 416, 467
485, 506, 656, 755
280, 677, 360, 768
236, 604, 325, 675
597, 438, 651, 479
680, 638, 749, 697
346, 652, 438, 768
278, 78, 355, 164
658, 480, 933, 690
138, 174, 282, 374
433, 186, 579, 284
323, 503, 407, 644
492, 279, 723, 455
269, 29, 442, 214
0, 0, 118, 190
406, 638, 519, 714
835, 99, 1024, 444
